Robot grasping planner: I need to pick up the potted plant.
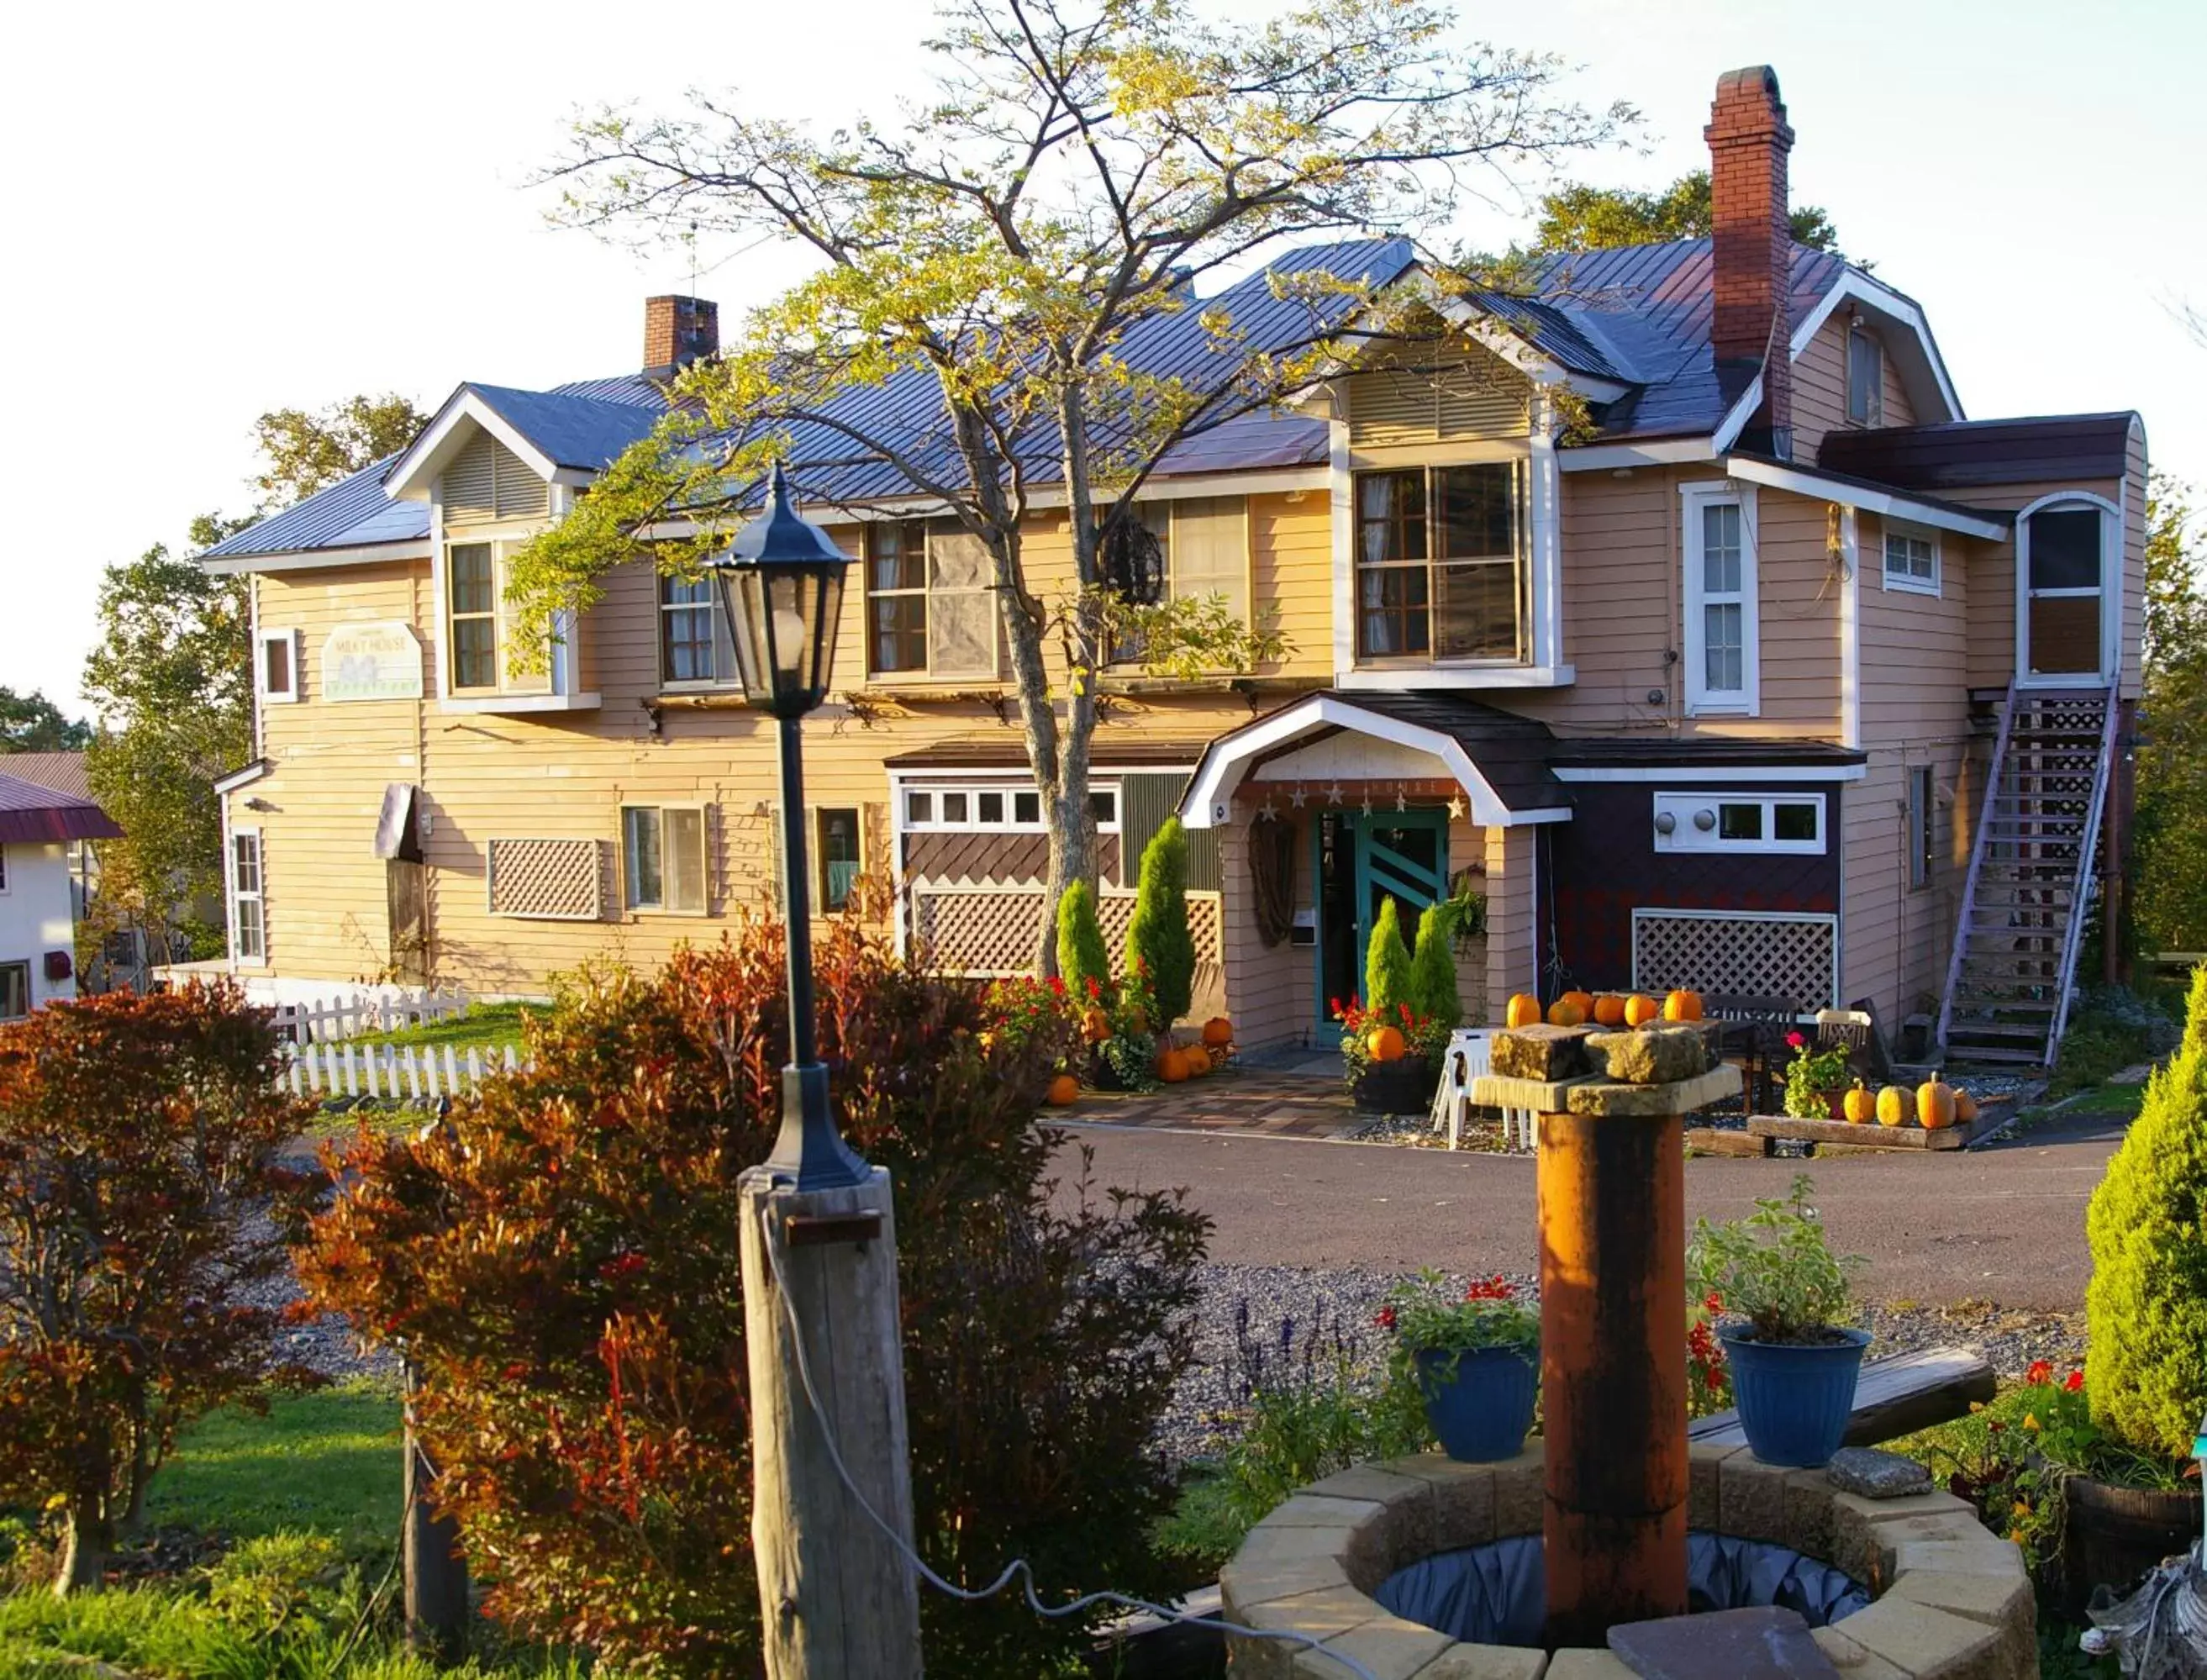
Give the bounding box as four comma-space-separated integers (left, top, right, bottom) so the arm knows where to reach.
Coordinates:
1377, 1271, 1540, 1462
1334, 996, 1446, 1113
1688, 1174, 1868, 1467
1780, 1032, 1852, 1120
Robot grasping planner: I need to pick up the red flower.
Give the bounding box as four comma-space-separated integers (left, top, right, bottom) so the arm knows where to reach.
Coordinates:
1398, 1002, 1412, 1024
1375, 1306, 1397, 1330
1785, 1031, 1806, 1050
1085, 975, 1103, 1001
1330, 997, 1342, 1016
1464, 1274, 1514, 1302
2064, 1369, 2085, 1393
2026, 1359, 2054, 1386
1047, 975, 1067, 997
1706, 1367, 1726, 1391
1704, 1291, 1725, 1314
599, 1253, 648, 1282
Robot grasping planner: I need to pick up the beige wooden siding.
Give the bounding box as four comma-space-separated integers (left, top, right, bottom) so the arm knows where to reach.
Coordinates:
1839, 740, 1976, 1030
1790, 317, 1919, 462
1214, 819, 1310, 1050
1857, 512, 1971, 745
1483, 824, 1535, 1014
1939, 477, 2125, 693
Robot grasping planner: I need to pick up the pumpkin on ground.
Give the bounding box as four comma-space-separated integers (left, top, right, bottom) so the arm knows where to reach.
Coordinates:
1202, 1017, 1234, 1048
1560, 990, 1595, 1020
1592, 994, 1629, 1027
1082, 1006, 1112, 1043
1876, 1084, 1914, 1128
1046, 1073, 1080, 1107
1954, 1088, 1980, 1124
1156, 1047, 1190, 1082
1842, 1082, 1876, 1124
1505, 993, 1543, 1030
1546, 998, 1588, 1029
1662, 989, 1705, 1023
1917, 1077, 1958, 1130
1623, 993, 1662, 1028
1367, 1024, 1408, 1062
1183, 1046, 1214, 1078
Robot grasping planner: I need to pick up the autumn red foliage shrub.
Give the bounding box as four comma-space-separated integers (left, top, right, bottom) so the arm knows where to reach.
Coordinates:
0, 983, 318, 1592
299, 914, 1209, 1677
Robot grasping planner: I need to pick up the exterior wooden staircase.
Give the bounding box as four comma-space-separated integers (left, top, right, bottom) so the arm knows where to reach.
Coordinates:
1936, 682, 2120, 1067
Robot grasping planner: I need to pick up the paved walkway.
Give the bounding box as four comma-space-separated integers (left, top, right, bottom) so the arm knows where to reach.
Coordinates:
1065, 1055, 1369, 1140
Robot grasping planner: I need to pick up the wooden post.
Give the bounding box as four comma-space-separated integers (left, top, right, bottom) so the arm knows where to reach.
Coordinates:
402, 1367, 470, 1659
1539, 1098, 1690, 1647
739, 1165, 923, 1680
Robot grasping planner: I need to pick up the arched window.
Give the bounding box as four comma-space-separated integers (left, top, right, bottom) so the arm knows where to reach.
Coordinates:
2019, 498, 2111, 682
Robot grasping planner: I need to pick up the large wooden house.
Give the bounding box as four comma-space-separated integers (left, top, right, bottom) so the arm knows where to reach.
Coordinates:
199, 66, 2143, 1066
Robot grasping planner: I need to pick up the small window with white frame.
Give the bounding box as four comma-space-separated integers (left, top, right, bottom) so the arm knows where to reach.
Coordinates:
1681, 482, 1758, 716
229, 829, 266, 961
1653, 791, 1824, 856
621, 804, 708, 914
1847, 327, 1883, 428
1883, 524, 1940, 597
258, 629, 302, 703
0, 961, 26, 1019
903, 780, 1114, 832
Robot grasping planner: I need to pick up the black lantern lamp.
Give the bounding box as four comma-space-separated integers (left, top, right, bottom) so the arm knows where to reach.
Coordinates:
708, 462, 867, 1190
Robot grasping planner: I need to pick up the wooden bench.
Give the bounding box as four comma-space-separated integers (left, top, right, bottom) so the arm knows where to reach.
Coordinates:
1688, 1346, 1997, 1449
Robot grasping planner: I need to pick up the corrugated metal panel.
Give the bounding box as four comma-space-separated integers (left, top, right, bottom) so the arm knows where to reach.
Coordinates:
199, 455, 429, 561
1121, 772, 1218, 892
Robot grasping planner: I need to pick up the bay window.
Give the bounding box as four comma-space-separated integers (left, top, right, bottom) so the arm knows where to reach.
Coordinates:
1353, 463, 1524, 661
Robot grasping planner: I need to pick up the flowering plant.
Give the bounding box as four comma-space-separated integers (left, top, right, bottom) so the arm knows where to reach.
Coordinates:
982, 973, 1072, 1058
1781, 1033, 1852, 1119
1093, 960, 1161, 1091
1687, 1290, 1734, 1416
1376, 1271, 1539, 1379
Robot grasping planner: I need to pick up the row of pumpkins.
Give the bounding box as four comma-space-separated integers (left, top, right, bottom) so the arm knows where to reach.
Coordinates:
1504, 988, 1707, 1030
1845, 1077, 1980, 1130
1046, 1015, 1237, 1104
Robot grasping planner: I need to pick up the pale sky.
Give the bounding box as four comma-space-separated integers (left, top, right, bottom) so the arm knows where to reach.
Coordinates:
3, 0, 2201, 716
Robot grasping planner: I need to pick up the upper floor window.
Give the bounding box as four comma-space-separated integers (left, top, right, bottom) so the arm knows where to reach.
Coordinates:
258, 629, 301, 703
1883, 525, 1940, 597
445, 542, 550, 698
1681, 482, 1758, 716
1106, 497, 1251, 664
866, 521, 995, 681
660, 573, 730, 687
1846, 328, 1883, 428
1354, 464, 1523, 662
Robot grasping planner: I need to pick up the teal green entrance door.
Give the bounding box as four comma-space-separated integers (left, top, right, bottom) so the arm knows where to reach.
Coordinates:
1315, 808, 1450, 1028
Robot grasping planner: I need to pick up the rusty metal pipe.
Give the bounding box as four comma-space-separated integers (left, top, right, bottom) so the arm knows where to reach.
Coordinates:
1538, 1107, 1689, 1647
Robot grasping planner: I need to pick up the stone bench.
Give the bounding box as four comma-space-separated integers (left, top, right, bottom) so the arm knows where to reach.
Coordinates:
1218, 1443, 2035, 1679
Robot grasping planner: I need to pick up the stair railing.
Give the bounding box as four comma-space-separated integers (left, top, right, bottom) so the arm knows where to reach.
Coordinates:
2044, 681, 2123, 1059
1936, 682, 2018, 1061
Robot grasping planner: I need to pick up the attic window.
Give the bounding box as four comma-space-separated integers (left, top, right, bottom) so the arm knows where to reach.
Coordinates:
442, 431, 549, 524
1846, 329, 1883, 428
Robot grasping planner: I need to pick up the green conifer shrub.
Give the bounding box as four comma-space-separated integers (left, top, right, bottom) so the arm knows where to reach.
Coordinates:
1410, 903, 1462, 1034
2083, 964, 2207, 1461
1364, 898, 1416, 1021
1056, 879, 1112, 1001
1126, 817, 1195, 1026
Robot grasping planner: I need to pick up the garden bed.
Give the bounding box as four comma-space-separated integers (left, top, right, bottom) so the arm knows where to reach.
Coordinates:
1736, 1095, 2019, 1155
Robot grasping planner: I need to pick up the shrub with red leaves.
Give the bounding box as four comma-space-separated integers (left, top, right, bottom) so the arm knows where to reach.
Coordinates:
0, 983, 319, 1593
298, 912, 1209, 1677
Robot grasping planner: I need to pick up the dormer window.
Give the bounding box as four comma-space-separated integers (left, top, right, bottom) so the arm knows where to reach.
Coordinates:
1353, 464, 1524, 662
1846, 328, 1883, 428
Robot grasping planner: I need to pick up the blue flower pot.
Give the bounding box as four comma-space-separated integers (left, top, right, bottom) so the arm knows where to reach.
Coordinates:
1414, 1344, 1539, 1463
1720, 1325, 1871, 1467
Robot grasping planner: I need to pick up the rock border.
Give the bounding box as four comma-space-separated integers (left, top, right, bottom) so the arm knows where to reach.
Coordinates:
1218, 1443, 2036, 1679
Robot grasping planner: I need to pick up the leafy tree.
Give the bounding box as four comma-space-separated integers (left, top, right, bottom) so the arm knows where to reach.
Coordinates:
1126, 816, 1195, 1025
0, 985, 316, 1593
1529, 169, 1840, 255
1409, 900, 1462, 1032
518, 0, 1625, 971
2132, 475, 2207, 951
1365, 897, 1415, 1021
250, 393, 425, 509
299, 918, 1207, 1675
1056, 877, 1111, 1004
0, 687, 91, 752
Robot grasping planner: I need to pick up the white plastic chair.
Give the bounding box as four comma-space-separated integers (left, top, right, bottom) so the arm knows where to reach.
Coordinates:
1429, 1029, 1535, 1151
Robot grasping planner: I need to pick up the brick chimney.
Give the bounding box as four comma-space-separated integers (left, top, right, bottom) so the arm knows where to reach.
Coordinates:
1704, 66, 1794, 459
644, 295, 719, 381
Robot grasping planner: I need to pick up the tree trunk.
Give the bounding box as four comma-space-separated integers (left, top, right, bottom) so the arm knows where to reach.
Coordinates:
55, 1496, 109, 1596
1032, 380, 1106, 974
118, 1423, 150, 1539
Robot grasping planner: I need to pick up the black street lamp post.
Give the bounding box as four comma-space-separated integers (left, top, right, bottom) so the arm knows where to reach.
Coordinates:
710, 461, 868, 1192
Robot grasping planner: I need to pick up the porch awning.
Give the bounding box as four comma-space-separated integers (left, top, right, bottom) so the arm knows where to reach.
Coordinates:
1177, 691, 1570, 829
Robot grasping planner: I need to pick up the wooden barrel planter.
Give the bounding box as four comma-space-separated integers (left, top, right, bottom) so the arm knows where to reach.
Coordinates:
1353, 1054, 1435, 1114
2061, 1473, 2204, 1614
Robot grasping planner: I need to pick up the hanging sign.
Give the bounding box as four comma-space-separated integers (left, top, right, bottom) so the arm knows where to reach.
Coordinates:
322, 622, 424, 702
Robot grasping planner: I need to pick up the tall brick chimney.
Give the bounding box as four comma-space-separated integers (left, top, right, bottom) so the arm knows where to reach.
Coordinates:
644, 295, 719, 381
1704, 66, 1794, 459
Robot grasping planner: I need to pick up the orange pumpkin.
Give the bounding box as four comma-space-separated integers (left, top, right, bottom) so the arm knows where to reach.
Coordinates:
1202, 1016, 1234, 1048
1082, 1006, 1112, 1043
1662, 989, 1704, 1023
1546, 998, 1588, 1028
1954, 1088, 1980, 1124
1367, 1024, 1408, 1062
1841, 1082, 1875, 1124
1560, 990, 1595, 1020
1505, 993, 1543, 1030
1156, 1048, 1190, 1083
1183, 1045, 1214, 1077
1592, 993, 1629, 1027
1623, 993, 1662, 1028
1875, 1084, 1913, 1128
1046, 1073, 1080, 1107
1917, 1077, 1958, 1130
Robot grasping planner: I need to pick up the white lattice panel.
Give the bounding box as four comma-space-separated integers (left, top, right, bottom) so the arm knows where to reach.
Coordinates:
914, 887, 1221, 980
487, 838, 603, 921
1631, 908, 1837, 1012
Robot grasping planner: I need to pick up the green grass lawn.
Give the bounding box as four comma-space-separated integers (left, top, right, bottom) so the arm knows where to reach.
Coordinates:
346, 1003, 534, 1056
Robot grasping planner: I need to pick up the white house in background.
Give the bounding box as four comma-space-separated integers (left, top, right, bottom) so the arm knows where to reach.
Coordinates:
0, 772, 124, 1015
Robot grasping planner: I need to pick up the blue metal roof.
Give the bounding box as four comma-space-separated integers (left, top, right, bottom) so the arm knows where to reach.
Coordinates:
467, 383, 664, 471
201, 455, 429, 559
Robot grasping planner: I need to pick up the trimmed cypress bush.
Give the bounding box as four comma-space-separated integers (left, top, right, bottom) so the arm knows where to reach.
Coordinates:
1127, 817, 1195, 1026
2083, 964, 2207, 1461
1409, 903, 1462, 1034
1056, 879, 1112, 1001
1364, 898, 1415, 1022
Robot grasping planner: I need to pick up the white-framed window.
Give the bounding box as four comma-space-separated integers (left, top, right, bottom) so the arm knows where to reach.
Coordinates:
258, 628, 302, 703
1907, 766, 1936, 891
1680, 482, 1758, 716
814, 807, 862, 914
1847, 327, 1883, 428
229, 828, 266, 963
0, 961, 27, 1019
1353, 463, 1525, 662
445, 541, 552, 698
620, 804, 708, 914
1652, 791, 1824, 856
865, 521, 996, 681
659, 573, 729, 687
901, 780, 1119, 833
1883, 524, 1940, 597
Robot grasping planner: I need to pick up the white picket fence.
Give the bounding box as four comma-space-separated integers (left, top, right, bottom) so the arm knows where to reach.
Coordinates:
274, 989, 471, 1045
283, 1040, 524, 1103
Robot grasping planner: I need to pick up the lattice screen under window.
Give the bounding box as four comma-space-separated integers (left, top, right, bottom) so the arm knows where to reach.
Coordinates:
487, 838, 604, 920
1630, 908, 1837, 1013
912, 887, 1222, 980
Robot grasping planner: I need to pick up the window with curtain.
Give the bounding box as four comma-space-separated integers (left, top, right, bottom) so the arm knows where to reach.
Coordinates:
660, 574, 719, 683
622, 805, 708, 914
866, 522, 994, 678
1354, 464, 1522, 661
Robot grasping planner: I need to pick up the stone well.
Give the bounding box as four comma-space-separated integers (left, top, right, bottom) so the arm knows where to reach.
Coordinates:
1219, 1442, 2037, 1679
